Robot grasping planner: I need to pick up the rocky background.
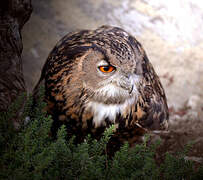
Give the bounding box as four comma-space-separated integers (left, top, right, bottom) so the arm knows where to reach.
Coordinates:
22, 0, 203, 162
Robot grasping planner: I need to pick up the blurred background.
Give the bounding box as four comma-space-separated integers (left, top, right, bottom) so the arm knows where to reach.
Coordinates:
21, 0, 203, 158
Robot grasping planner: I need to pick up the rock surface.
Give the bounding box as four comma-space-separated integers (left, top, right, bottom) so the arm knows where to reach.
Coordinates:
22, 0, 203, 159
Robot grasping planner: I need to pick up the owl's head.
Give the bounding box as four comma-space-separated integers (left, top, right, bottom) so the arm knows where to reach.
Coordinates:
69, 26, 145, 106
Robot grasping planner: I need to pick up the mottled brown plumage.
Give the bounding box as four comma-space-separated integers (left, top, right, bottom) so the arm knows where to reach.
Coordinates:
34, 25, 169, 150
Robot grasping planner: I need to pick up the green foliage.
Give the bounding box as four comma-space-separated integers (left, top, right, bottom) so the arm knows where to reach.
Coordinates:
0, 89, 203, 180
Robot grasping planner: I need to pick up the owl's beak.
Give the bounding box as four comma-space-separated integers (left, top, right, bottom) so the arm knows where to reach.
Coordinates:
129, 84, 134, 94
117, 75, 135, 94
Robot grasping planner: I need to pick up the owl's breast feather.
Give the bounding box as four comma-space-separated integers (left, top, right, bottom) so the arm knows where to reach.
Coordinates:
85, 96, 136, 128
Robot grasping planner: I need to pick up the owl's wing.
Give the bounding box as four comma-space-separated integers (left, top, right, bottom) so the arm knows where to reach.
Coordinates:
130, 39, 169, 130
139, 58, 169, 130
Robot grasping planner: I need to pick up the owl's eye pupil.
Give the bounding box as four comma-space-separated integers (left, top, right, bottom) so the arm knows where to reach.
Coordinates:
98, 65, 115, 73
103, 66, 110, 71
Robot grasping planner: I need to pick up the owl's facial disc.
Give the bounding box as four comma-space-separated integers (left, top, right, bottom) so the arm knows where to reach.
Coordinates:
81, 50, 140, 104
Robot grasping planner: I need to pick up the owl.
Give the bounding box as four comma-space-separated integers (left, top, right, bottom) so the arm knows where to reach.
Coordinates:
33, 25, 168, 150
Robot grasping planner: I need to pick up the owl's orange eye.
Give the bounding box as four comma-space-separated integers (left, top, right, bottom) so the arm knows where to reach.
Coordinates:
98, 65, 115, 73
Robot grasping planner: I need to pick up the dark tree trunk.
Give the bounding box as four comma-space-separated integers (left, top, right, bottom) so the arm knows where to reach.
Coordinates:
0, 0, 32, 112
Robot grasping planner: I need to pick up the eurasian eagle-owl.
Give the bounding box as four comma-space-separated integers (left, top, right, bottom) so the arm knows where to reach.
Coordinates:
34, 25, 168, 147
